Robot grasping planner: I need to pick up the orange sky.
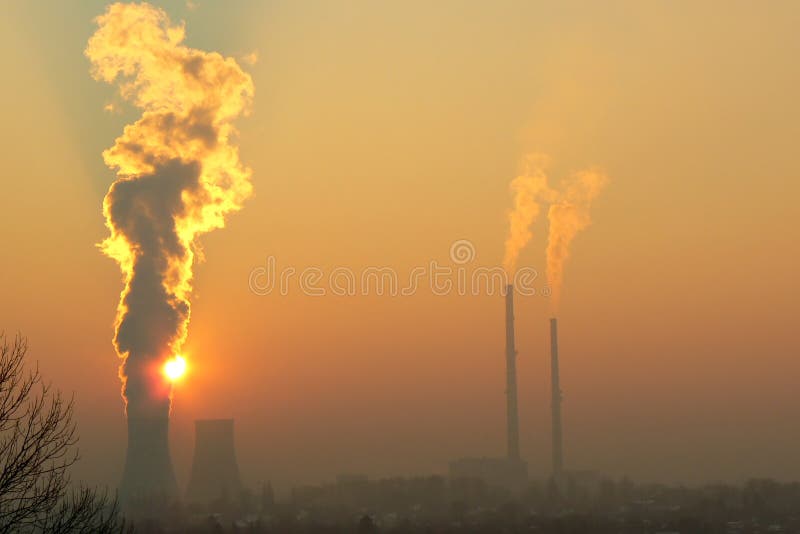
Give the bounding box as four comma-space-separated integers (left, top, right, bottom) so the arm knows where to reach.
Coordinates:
0, 1, 798, 491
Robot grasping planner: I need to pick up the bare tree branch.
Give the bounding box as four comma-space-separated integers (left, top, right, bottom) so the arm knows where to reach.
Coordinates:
0, 333, 131, 533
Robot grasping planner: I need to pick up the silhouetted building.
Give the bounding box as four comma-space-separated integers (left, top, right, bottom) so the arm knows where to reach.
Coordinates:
443, 287, 527, 495
505, 284, 520, 461
449, 457, 528, 491
550, 317, 564, 478
186, 419, 243, 504
336, 473, 369, 485
119, 416, 179, 504
261, 481, 275, 510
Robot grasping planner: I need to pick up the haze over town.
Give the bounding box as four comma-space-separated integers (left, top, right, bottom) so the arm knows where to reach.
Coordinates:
0, 1, 798, 531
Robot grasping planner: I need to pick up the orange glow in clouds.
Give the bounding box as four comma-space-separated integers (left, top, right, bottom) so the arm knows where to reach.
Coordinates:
85, 2, 254, 417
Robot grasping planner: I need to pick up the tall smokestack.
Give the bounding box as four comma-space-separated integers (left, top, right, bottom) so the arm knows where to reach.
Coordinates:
505, 285, 520, 461
550, 317, 564, 477
119, 416, 179, 503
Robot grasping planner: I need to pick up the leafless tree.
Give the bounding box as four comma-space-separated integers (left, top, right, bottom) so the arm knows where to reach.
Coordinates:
0, 333, 131, 533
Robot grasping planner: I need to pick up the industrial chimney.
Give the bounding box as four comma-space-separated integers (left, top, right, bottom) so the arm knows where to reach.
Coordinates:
505, 284, 520, 461
186, 419, 243, 504
119, 416, 179, 504
549, 317, 564, 478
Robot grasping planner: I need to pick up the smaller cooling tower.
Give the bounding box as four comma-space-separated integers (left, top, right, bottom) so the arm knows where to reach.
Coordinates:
119, 416, 179, 504
186, 419, 243, 504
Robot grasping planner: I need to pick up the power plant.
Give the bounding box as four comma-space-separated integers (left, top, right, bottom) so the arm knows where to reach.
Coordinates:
118, 295, 562, 503
505, 284, 520, 461
119, 416, 244, 506
119, 416, 179, 503
448, 284, 527, 489
186, 419, 244, 503
550, 317, 564, 478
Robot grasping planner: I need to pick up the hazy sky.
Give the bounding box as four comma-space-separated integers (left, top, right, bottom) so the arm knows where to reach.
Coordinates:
1, 1, 798, 492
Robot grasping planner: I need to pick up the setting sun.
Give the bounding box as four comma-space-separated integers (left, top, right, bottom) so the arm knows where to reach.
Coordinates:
163, 355, 187, 382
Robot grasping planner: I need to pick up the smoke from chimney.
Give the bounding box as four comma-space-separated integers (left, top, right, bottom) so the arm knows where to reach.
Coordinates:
502, 154, 553, 276
545, 170, 607, 312
86, 2, 254, 502
85, 2, 254, 417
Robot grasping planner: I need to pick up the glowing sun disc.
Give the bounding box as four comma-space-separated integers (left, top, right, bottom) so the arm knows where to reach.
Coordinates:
164, 355, 187, 381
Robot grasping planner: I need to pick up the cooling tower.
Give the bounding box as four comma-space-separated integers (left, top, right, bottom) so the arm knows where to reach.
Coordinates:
549, 317, 564, 477
505, 284, 520, 460
119, 416, 179, 503
186, 419, 243, 504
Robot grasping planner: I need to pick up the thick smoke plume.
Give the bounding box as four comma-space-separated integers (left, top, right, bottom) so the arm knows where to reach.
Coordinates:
502, 154, 553, 276
545, 170, 607, 310
86, 3, 254, 418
